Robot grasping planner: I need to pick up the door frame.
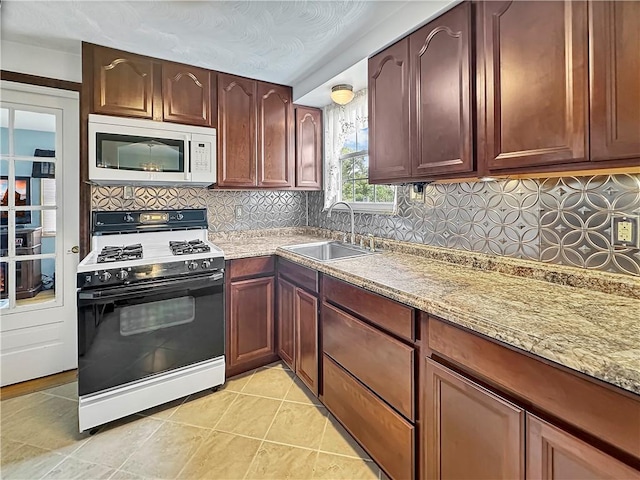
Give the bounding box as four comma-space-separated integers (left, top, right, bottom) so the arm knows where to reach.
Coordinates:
0, 80, 80, 386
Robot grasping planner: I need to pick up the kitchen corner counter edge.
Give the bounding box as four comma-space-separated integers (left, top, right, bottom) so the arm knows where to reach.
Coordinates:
211, 227, 640, 396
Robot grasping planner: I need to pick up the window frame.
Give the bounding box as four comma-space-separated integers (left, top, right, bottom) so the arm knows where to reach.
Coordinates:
337, 150, 396, 214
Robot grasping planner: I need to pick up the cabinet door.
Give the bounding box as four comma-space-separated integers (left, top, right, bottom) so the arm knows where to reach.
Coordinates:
257, 82, 294, 188
277, 278, 295, 369
590, 1, 640, 163
409, 2, 473, 177
227, 276, 275, 369
527, 414, 640, 479
425, 359, 525, 479
478, 1, 588, 171
368, 38, 412, 183
93, 47, 154, 118
218, 74, 257, 187
295, 106, 322, 190
162, 63, 212, 127
295, 288, 318, 395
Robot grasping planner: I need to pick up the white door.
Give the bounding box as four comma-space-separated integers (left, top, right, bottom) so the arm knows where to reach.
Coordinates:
0, 81, 79, 386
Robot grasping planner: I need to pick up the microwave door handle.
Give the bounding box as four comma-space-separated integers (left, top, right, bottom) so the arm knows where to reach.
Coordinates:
185, 136, 192, 181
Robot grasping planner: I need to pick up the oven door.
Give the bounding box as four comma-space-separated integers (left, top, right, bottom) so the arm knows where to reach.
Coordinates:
77, 272, 224, 396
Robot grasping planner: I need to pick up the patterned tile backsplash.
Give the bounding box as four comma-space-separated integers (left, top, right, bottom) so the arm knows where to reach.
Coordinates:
92, 173, 640, 276
92, 186, 307, 232
309, 174, 640, 277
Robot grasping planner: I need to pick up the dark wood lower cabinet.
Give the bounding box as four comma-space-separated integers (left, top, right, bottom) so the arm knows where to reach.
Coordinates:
276, 278, 295, 369
227, 275, 276, 375
323, 354, 415, 480
295, 288, 318, 394
425, 358, 525, 479
276, 271, 319, 395
527, 414, 640, 479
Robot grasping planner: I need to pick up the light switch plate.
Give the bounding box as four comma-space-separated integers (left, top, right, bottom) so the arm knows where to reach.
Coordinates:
235, 205, 243, 219
611, 213, 639, 248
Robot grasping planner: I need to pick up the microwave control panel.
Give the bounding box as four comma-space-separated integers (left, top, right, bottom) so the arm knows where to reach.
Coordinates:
190, 133, 216, 184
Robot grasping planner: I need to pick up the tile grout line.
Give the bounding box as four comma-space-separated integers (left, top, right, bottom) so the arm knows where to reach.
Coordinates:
173, 389, 244, 479
241, 376, 293, 480
106, 414, 169, 477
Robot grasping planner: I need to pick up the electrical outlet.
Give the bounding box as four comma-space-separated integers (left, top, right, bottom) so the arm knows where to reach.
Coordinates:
123, 186, 135, 200
611, 214, 639, 248
235, 205, 243, 220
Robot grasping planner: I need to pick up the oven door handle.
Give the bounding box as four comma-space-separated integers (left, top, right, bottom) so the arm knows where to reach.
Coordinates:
78, 272, 224, 302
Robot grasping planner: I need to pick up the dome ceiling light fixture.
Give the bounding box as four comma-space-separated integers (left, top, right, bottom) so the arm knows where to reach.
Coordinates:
331, 84, 355, 105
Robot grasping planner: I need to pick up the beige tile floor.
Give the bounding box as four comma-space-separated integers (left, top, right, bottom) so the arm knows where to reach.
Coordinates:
1, 362, 383, 479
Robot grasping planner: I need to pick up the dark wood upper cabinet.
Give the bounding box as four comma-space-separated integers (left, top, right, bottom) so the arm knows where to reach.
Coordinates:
425, 359, 525, 479
294, 106, 323, 190
527, 415, 640, 479
410, 1, 474, 177
162, 63, 213, 127
590, 1, 640, 163
93, 46, 154, 119
368, 38, 412, 183
217, 73, 257, 187
257, 82, 294, 188
478, 1, 589, 171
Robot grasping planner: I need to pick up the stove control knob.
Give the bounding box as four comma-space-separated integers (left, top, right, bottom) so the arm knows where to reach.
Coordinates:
201, 260, 211, 269
116, 270, 129, 280
84, 275, 93, 285
176, 212, 184, 220
98, 271, 112, 283
188, 261, 199, 271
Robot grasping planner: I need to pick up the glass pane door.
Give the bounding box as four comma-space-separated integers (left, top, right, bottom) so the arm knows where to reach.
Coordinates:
0, 105, 60, 311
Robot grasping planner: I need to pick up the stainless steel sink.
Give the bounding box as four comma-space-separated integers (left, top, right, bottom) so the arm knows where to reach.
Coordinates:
282, 241, 378, 262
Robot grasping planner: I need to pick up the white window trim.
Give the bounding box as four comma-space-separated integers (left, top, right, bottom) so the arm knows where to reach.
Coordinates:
337, 150, 397, 214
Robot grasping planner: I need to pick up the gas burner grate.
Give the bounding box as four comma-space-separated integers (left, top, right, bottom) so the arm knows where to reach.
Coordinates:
169, 240, 211, 256
97, 244, 143, 263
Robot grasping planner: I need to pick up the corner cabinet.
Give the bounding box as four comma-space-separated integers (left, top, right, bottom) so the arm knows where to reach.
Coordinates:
217, 74, 294, 188
162, 63, 214, 127
294, 106, 322, 190
368, 38, 412, 183
226, 257, 278, 376
92, 46, 155, 119
477, 0, 588, 171
276, 259, 319, 394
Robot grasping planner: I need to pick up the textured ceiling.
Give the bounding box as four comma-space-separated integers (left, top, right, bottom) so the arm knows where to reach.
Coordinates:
1, 0, 408, 85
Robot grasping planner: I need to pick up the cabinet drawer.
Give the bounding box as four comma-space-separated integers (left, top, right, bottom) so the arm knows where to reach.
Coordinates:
278, 258, 318, 292
323, 302, 414, 420
323, 354, 414, 480
323, 276, 415, 341
228, 256, 275, 280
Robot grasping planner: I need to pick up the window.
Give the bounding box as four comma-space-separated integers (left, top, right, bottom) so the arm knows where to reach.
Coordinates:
339, 126, 394, 209
323, 89, 396, 213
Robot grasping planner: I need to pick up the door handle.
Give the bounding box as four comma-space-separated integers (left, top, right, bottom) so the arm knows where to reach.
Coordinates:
69, 246, 79, 254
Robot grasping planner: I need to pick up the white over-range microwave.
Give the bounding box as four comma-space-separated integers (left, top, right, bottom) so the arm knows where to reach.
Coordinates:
88, 114, 217, 186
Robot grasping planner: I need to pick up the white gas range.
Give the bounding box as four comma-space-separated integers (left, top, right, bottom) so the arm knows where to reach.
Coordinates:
76, 208, 226, 432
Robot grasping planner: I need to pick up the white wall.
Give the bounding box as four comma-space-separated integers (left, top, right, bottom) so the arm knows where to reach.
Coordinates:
1, 40, 82, 83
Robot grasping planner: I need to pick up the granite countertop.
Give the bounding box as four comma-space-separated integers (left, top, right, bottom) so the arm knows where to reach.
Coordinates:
210, 230, 640, 396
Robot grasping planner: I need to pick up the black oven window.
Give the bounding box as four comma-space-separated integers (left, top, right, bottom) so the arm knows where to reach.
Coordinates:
120, 296, 195, 336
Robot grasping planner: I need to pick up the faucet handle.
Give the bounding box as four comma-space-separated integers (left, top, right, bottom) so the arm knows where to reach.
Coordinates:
367, 234, 375, 252
342, 232, 348, 243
